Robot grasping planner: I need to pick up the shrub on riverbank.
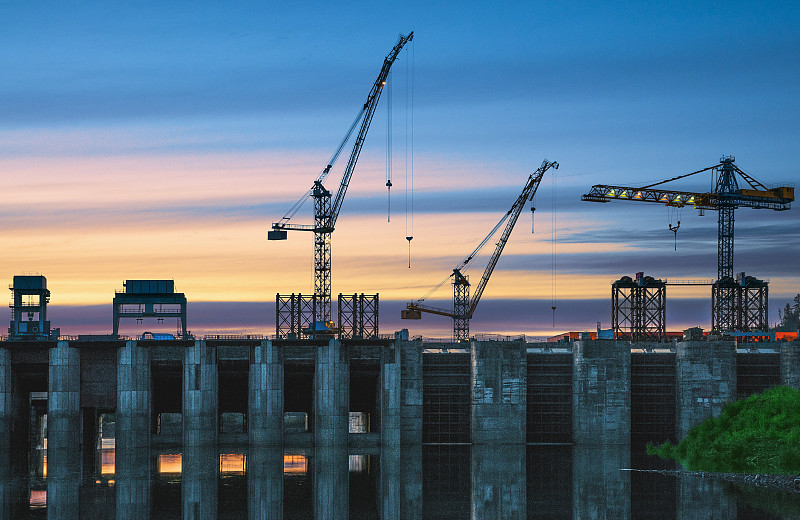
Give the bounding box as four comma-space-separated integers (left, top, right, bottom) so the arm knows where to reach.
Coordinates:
648, 386, 800, 474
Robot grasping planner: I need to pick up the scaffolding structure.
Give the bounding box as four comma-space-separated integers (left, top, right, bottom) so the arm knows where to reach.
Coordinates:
612, 272, 666, 342
338, 293, 379, 340
711, 272, 768, 334
275, 293, 321, 339
276, 293, 379, 340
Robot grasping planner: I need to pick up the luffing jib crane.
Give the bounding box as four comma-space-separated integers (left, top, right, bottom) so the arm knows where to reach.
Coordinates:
268, 32, 413, 324
582, 156, 793, 331
402, 160, 559, 341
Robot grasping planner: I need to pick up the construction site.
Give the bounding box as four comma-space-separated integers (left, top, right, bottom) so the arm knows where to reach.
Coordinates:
1, 30, 799, 517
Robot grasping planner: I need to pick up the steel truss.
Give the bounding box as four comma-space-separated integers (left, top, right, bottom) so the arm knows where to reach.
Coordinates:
612, 273, 666, 341
453, 270, 470, 342
338, 293, 379, 339
276, 293, 320, 339
712, 273, 768, 334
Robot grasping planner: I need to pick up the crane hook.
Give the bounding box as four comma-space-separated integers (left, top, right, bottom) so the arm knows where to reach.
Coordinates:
669, 221, 680, 251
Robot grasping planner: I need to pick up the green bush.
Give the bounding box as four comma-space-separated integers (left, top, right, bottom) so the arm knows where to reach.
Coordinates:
647, 386, 800, 474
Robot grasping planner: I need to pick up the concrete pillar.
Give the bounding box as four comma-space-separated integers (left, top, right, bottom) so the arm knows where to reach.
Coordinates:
116, 340, 151, 519
249, 340, 284, 446
0, 343, 23, 520
572, 340, 631, 445
677, 473, 736, 519
470, 341, 527, 445
47, 341, 81, 518
572, 445, 630, 520
183, 341, 218, 447
182, 443, 218, 520
247, 446, 283, 520
380, 344, 401, 446
471, 444, 526, 519
313, 446, 348, 518
676, 340, 736, 439
0, 347, 11, 468
314, 340, 348, 447
399, 340, 423, 445
400, 444, 423, 520
781, 341, 800, 388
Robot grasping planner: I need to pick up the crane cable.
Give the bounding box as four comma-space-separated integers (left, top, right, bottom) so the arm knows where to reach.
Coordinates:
277, 107, 366, 225
418, 211, 511, 302
386, 69, 392, 222
668, 205, 682, 251
405, 39, 414, 267
551, 172, 557, 327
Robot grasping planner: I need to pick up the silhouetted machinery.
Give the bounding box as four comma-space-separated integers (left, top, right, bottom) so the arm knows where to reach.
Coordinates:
269, 32, 413, 337
402, 160, 558, 341
8, 275, 59, 341
583, 156, 793, 333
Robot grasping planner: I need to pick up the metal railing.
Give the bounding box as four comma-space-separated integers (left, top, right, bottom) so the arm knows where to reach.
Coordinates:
203, 334, 265, 341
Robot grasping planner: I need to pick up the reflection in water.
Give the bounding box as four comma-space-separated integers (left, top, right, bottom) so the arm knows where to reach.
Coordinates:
158, 453, 182, 474
182, 444, 218, 520
380, 448, 401, 519
6, 442, 800, 518
401, 444, 422, 520
527, 445, 572, 519
677, 473, 736, 520
471, 444, 526, 519
573, 445, 631, 520
314, 447, 349, 519
248, 448, 283, 520
423, 445, 471, 519
100, 449, 115, 476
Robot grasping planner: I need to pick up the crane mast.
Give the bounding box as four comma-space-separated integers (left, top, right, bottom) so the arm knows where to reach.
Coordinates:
404, 159, 558, 341
581, 156, 793, 332
269, 32, 413, 323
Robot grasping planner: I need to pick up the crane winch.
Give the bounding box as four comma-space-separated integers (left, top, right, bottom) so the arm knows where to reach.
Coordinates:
268, 32, 413, 324
582, 156, 793, 331
402, 159, 559, 341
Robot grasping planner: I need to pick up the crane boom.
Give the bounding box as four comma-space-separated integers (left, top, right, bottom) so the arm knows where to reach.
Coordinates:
403, 159, 558, 341
469, 159, 558, 315
269, 32, 413, 323
329, 32, 413, 230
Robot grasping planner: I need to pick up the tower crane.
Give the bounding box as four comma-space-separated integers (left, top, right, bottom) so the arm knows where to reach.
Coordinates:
268, 32, 413, 324
402, 160, 559, 341
582, 156, 793, 331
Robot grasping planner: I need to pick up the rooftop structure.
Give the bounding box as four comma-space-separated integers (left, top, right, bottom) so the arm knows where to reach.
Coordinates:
8, 275, 57, 341
113, 279, 188, 339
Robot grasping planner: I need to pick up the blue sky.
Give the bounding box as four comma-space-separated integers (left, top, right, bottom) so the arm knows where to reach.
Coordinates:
1, 1, 799, 337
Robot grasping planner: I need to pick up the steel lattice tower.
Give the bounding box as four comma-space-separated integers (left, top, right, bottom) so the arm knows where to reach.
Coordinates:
453, 270, 470, 342
312, 181, 332, 322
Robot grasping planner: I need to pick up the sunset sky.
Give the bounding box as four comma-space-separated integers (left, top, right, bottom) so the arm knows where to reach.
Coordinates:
2, 1, 798, 338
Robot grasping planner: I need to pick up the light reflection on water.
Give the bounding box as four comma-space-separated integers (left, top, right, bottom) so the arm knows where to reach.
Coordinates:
3, 444, 800, 518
